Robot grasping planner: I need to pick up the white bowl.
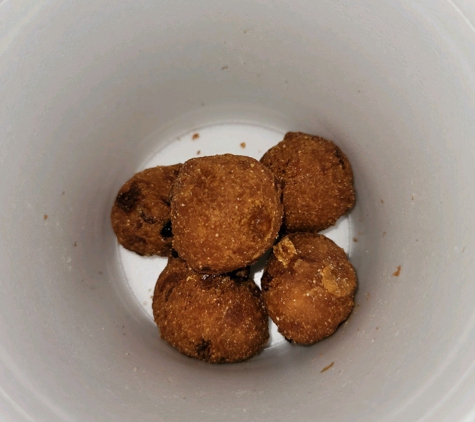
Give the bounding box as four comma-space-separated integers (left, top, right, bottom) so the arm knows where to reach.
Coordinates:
1, 1, 475, 421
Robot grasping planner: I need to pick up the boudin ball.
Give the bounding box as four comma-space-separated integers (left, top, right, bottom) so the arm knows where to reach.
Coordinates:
261, 233, 357, 345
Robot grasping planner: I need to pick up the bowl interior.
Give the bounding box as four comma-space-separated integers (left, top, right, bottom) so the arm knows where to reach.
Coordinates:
1, 1, 475, 421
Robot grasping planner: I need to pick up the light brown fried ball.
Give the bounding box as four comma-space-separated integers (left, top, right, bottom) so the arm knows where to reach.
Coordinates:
260, 132, 355, 233
152, 256, 269, 363
261, 233, 356, 345
111, 164, 182, 256
171, 154, 283, 274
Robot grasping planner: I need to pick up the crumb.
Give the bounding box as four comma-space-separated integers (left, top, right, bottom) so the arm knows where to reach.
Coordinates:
240, 142, 246, 149
134, 367, 137, 372
200, 102, 205, 107
192, 133, 200, 140
382, 231, 386, 237
196, 150, 201, 155
142, 301, 147, 306
366, 293, 370, 300
376, 327, 379, 330
221, 65, 228, 70
244, 29, 248, 34
353, 237, 358, 242
393, 266, 401, 277
257, 73, 261, 77
380, 199, 384, 204
462, 246, 466, 253
320, 362, 334, 373
61, 191, 65, 196
148, 288, 151, 292
74, 241, 78, 247
150, 296, 153, 300
412, 195, 415, 201
43, 214, 48, 220
98, 271, 103, 275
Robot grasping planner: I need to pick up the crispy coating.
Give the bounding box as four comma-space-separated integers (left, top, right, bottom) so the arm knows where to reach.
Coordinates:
171, 154, 283, 274
111, 165, 182, 256
260, 132, 355, 233
152, 257, 269, 363
261, 233, 356, 345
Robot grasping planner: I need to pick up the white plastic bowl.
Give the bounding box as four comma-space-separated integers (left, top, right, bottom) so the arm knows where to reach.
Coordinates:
1, 1, 475, 421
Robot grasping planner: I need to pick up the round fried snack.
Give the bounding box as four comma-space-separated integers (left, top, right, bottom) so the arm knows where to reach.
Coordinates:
111, 164, 182, 256
261, 233, 356, 345
152, 257, 269, 363
260, 132, 355, 233
171, 154, 283, 274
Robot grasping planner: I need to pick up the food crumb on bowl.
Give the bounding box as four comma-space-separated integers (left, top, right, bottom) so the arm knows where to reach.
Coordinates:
192, 133, 200, 140
393, 266, 401, 277
321, 362, 334, 373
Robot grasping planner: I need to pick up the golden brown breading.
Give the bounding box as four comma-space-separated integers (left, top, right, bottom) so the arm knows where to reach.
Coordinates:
152, 257, 269, 363
111, 164, 182, 256
260, 132, 355, 233
261, 233, 356, 345
171, 154, 283, 274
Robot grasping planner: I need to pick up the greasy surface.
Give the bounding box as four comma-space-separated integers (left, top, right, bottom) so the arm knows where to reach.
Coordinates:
171, 154, 283, 274
152, 257, 269, 363
111, 165, 182, 256
261, 233, 357, 345
261, 132, 355, 233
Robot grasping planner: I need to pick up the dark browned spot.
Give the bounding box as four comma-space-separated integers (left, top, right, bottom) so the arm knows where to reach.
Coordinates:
127, 235, 146, 245
170, 249, 179, 258
261, 273, 272, 291
164, 284, 176, 302
116, 182, 141, 213
248, 205, 272, 237
245, 281, 262, 298
43, 214, 48, 220
228, 268, 250, 282
284, 337, 294, 343
334, 147, 346, 169
196, 339, 211, 359
200, 274, 218, 289
160, 220, 173, 238
139, 209, 156, 224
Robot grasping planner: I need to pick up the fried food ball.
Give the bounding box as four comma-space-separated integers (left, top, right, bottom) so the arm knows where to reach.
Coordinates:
261, 233, 356, 345
152, 256, 269, 363
171, 154, 283, 274
260, 132, 355, 233
111, 164, 182, 256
